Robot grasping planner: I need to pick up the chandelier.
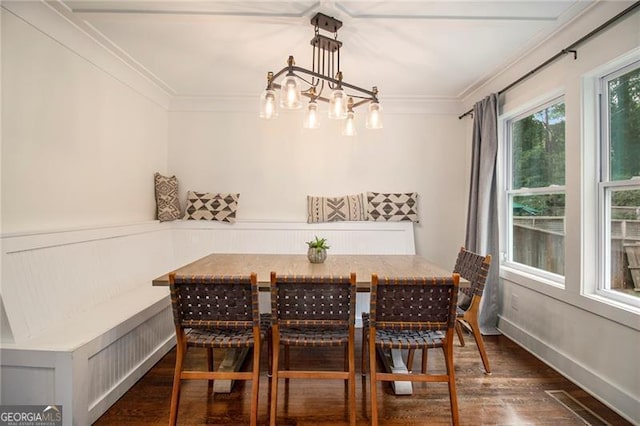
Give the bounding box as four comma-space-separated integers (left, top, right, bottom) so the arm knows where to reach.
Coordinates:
259, 13, 383, 136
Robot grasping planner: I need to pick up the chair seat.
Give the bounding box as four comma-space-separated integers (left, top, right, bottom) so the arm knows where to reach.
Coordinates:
375, 329, 445, 349
185, 314, 272, 348
279, 327, 349, 346
363, 313, 445, 347
185, 327, 262, 348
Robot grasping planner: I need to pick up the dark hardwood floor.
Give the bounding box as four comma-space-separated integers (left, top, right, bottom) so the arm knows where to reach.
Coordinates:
94, 332, 632, 425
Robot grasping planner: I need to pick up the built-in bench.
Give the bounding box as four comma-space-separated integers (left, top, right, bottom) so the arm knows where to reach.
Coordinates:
0, 220, 415, 425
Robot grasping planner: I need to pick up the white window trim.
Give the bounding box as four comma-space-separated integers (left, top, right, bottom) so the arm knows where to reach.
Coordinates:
499, 92, 566, 287
496, 78, 640, 330
582, 47, 640, 312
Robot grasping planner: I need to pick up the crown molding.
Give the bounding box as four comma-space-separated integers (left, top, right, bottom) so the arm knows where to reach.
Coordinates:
2, 0, 172, 109
169, 95, 462, 115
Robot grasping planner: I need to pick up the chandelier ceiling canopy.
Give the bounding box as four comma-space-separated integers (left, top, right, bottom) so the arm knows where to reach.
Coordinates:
260, 12, 382, 135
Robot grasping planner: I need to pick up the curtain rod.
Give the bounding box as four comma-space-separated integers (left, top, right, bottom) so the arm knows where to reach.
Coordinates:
458, 0, 640, 119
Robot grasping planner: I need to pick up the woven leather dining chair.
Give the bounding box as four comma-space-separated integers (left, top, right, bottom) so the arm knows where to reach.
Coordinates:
407, 247, 493, 375
406, 247, 492, 375
269, 272, 357, 426
367, 274, 460, 426
453, 247, 492, 373
168, 273, 263, 426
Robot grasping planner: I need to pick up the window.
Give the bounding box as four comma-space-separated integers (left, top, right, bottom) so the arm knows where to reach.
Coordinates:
599, 61, 640, 304
505, 98, 566, 281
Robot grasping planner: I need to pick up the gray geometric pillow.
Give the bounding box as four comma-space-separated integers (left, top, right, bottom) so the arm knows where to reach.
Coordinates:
154, 173, 181, 222
183, 191, 239, 223
307, 193, 365, 223
366, 192, 419, 222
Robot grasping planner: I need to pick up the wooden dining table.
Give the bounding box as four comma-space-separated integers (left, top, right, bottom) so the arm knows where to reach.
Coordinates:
153, 253, 467, 395
152, 253, 468, 289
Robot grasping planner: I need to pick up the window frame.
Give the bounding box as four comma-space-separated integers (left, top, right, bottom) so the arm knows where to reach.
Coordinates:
502, 95, 567, 286
596, 58, 640, 309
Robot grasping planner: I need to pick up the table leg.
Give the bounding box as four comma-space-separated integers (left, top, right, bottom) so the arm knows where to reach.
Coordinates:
212, 348, 250, 393
376, 347, 413, 395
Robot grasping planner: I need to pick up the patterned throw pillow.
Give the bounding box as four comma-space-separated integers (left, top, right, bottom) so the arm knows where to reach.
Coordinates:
367, 192, 419, 222
307, 194, 365, 223
183, 191, 239, 223
154, 173, 181, 222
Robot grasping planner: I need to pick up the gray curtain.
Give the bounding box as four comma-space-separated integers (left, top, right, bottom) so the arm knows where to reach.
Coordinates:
465, 93, 500, 335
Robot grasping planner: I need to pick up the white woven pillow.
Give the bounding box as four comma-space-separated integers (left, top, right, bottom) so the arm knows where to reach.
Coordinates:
307, 193, 366, 223
154, 173, 181, 222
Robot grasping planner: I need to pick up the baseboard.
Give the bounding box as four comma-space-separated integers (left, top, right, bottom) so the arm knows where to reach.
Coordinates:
497, 315, 639, 424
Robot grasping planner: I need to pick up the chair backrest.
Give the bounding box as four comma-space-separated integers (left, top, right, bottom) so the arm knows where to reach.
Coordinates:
370, 274, 460, 332
453, 247, 492, 301
270, 272, 356, 328
169, 273, 259, 330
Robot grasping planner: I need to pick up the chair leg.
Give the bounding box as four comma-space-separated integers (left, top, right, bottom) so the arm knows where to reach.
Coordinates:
455, 320, 466, 346
468, 316, 491, 374
270, 335, 280, 426
169, 341, 185, 426
348, 334, 356, 426
207, 347, 214, 370
284, 345, 290, 371
361, 328, 367, 376
207, 347, 214, 393
421, 348, 428, 374
369, 331, 378, 426
443, 344, 459, 426
406, 349, 415, 372
344, 344, 348, 370
406, 348, 428, 373
250, 338, 260, 426
266, 327, 273, 378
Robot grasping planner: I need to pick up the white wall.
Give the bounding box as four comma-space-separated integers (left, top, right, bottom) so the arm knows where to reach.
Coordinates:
462, 2, 640, 422
1, 2, 468, 268
0, 6, 169, 234
168, 104, 468, 268
3, 0, 638, 422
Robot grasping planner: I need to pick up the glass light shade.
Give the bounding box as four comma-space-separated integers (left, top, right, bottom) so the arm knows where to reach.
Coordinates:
342, 111, 357, 136
328, 89, 348, 119
280, 74, 302, 109
366, 102, 383, 129
259, 89, 278, 119
303, 101, 320, 129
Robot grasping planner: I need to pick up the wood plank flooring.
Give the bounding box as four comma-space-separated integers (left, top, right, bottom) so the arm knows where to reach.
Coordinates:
93, 333, 632, 425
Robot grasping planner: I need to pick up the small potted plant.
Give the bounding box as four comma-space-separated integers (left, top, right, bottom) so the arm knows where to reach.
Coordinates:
306, 236, 330, 263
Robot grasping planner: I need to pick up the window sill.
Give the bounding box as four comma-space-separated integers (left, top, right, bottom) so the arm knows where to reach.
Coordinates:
501, 264, 640, 332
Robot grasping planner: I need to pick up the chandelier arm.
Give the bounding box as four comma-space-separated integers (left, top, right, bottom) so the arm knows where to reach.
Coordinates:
270, 67, 291, 82
351, 98, 373, 108
269, 65, 377, 99
283, 65, 377, 99
270, 81, 371, 108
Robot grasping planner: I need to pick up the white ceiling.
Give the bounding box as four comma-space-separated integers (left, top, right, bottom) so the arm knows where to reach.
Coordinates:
51, 0, 596, 101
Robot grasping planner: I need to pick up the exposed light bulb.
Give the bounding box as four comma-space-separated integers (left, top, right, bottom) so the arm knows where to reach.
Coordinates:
342, 111, 357, 136
304, 101, 320, 129
328, 89, 348, 119
259, 89, 278, 119
280, 74, 302, 109
366, 102, 383, 129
